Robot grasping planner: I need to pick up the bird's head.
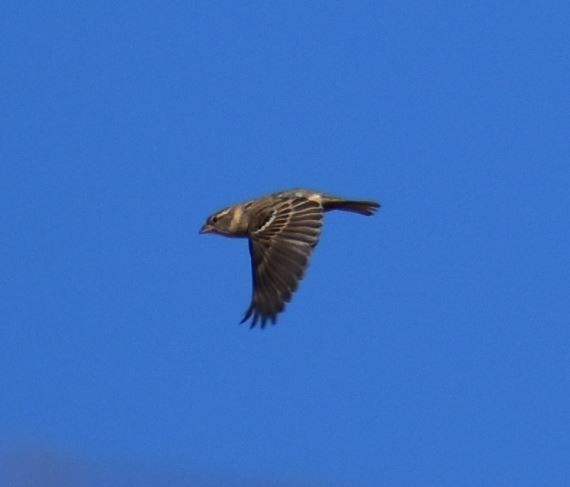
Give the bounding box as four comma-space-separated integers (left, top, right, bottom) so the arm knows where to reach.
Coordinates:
199, 206, 246, 237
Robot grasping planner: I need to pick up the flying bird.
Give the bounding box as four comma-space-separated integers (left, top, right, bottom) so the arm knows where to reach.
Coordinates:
200, 189, 380, 328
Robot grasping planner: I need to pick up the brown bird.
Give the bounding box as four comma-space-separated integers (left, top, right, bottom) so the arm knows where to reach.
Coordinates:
200, 189, 380, 328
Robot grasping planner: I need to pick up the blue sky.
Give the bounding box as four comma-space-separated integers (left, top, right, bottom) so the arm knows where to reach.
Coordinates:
2, 1, 569, 486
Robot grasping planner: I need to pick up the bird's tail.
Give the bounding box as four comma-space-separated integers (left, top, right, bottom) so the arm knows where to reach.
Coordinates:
325, 199, 381, 216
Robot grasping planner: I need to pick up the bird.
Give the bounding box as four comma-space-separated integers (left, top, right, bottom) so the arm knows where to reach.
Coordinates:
200, 189, 380, 328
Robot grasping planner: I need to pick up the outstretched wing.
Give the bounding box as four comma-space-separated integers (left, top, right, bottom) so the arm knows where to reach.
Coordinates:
242, 198, 323, 327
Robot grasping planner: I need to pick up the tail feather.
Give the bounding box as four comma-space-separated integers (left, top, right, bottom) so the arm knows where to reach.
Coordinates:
325, 199, 381, 216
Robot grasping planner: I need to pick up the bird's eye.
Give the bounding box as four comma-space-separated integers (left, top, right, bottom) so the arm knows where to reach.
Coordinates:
211, 215, 218, 223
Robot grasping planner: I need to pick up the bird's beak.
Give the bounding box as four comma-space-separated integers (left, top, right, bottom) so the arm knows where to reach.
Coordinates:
199, 224, 215, 234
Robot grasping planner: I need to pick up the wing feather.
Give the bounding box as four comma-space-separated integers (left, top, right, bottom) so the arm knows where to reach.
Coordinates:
241, 198, 323, 327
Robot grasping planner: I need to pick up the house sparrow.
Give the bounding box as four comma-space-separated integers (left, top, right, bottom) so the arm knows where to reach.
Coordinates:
200, 189, 380, 328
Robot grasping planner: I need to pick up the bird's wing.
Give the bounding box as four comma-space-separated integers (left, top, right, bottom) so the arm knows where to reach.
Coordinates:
242, 198, 323, 327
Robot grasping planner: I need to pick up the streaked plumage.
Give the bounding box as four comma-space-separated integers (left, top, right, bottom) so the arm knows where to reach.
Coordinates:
200, 189, 380, 328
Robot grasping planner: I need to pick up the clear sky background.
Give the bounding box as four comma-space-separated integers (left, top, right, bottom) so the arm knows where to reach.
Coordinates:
2, 2, 569, 486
